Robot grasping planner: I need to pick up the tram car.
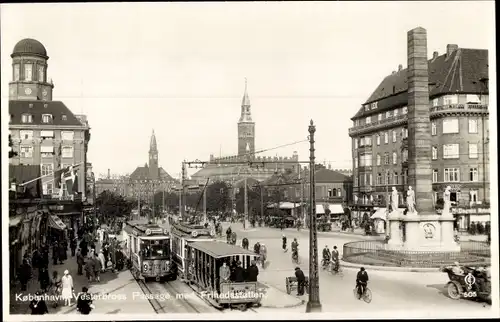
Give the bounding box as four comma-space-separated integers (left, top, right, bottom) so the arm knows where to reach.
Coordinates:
185, 240, 263, 310
122, 220, 174, 282
170, 221, 216, 281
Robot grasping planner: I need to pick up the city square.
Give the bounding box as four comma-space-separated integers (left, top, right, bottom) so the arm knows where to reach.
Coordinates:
3, 1, 497, 320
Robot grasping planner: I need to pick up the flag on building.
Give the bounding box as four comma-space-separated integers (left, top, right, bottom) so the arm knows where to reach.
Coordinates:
54, 163, 81, 197
54, 143, 63, 188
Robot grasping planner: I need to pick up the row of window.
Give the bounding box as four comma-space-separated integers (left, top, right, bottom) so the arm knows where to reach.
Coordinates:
18, 130, 75, 141
361, 106, 408, 126
355, 189, 480, 205
354, 167, 480, 186
13, 63, 45, 82
21, 113, 67, 123
19, 146, 74, 158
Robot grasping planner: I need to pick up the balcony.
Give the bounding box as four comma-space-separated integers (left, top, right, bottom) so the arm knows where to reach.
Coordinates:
357, 144, 372, 153
430, 103, 488, 116
349, 114, 407, 136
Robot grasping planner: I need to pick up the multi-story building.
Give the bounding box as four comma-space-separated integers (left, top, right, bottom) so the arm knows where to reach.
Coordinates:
8, 38, 91, 201
348, 44, 489, 230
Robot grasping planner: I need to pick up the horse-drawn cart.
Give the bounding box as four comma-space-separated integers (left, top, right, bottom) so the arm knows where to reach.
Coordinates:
285, 276, 309, 295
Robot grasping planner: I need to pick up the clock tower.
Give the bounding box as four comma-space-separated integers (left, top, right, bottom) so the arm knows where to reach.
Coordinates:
238, 78, 255, 156
9, 38, 54, 101
149, 129, 159, 180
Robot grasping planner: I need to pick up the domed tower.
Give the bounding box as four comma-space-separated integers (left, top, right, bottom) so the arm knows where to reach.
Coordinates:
9, 38, 54, 101
238, 78, 255, 157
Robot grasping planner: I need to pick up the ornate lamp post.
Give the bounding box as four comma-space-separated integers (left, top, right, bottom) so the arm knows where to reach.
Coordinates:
306, 120, 322, 312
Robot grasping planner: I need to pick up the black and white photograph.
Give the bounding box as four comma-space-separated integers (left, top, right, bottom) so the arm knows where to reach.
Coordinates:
2, 1, 498, 320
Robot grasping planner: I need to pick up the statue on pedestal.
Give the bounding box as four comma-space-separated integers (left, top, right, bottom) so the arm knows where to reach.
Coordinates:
406, 186, 415, 213
443, 186, 452, 215
391, 187, 399, 213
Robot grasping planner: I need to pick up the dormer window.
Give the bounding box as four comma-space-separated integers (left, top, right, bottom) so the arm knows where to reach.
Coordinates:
386, 111, 392, 118
24, 64, 33, 81
61, 114, 67, 121
366, 116, 371, 124
21, 113, 33, 123
378, 113, 382, 121
371, 102, 378, 109
42, 114, 53, 123
364, 105, 370, 112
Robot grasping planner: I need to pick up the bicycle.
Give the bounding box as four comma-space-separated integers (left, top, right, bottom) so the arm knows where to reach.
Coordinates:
353, 283, 372, 303
328, 261, 344, 277
292, 252, 301, 265
320, 258, 330, 270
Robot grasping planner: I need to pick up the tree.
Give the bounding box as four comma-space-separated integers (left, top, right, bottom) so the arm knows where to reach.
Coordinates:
96, 190, 135, 222
153, 191, 180, 212
235, 184, 262, 218
9, 134, 17, 158
205, 181, 231, 213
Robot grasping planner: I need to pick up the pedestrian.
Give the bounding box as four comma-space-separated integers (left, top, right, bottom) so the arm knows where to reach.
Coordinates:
52, 242, 59, 265
84, 257, 94, 282
294, 267, 306, 296
50, 271, 62, 308
232, 261, 245, 283
30, 291, 49, 315
98, 250, 106, 272
76, 248, 85, 275
246, 260, 259, 282
93, 255, 102, 282
32, 249, 41, 277
38, 266, 50, 293
70, 238, 77, 257
103, 243, 109, 264
61, 270, 74, 306
76, 287, 94, 315
79, 239, 88, 257
19, 258, 32, 291
59, 240, 68, 264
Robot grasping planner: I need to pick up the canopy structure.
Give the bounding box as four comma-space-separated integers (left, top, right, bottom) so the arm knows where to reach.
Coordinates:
267, 202, 301, 209
316, 205, 325, 214
326, 204, 344, 215
48, 215, 66, 230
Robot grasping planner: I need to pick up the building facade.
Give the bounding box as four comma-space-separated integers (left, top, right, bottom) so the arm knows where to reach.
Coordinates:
348, 44, 489, 230
8, 38, 91, 201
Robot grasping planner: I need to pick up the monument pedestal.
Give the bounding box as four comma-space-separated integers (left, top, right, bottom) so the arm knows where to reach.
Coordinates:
387, 210, 403, 249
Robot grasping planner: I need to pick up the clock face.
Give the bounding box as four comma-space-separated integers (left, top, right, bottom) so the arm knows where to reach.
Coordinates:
24, 88, 32, 95
42, 90, 47, 97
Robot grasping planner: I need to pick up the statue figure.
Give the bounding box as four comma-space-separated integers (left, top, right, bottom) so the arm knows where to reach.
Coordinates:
391, 187, 399, 213
443, 186, 452, 214
406, 186, 416, 213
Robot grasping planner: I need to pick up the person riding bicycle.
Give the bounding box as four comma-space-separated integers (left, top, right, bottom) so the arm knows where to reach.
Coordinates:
331, 246, 340, 271
291, 238, 299, 261
254, 242, 261, 255
356, 267, 369, 299
322, 245, 331, 268
226, 226, 232, 242
282, 234, 287, 252
242, 237, 249, 250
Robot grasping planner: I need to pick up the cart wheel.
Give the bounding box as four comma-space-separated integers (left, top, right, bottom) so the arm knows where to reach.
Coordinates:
286, 278, 291, 295
447, 281, 463, 300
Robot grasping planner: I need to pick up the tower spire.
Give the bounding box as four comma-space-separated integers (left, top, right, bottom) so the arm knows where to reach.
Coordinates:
239, 77, 252, 122
150, 129, 157, 152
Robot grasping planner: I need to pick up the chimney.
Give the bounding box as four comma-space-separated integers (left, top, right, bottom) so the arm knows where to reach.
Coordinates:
432, 51, 439, 60
398, 64, 403, 71
107, 169, 110, 179
446, 44, 458, 56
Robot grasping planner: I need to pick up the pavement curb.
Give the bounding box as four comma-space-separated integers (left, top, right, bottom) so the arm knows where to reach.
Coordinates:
340, 260, 441, 272
261, 299, 305, 309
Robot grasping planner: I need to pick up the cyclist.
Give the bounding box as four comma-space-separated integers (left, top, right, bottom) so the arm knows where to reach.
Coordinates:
226, 226, 232, 242
282, 234, 287, 252
322, 245, 331, 269
259, 243, 267, 267
291, 238, 299, 262
331, 246, 340, 272
356, 267, 369, 299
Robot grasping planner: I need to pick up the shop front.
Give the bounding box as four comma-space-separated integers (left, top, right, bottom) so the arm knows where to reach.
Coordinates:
436, 207, 490, 232
9, 214, 24, 284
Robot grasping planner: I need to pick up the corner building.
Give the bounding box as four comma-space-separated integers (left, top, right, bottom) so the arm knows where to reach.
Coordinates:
348, 44, 489, 230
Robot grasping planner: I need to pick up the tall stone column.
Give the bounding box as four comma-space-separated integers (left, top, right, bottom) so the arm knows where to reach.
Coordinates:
406, 27, 434, 216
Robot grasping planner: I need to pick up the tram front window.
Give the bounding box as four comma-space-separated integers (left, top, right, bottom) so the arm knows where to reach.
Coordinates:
140, 239, 171, 258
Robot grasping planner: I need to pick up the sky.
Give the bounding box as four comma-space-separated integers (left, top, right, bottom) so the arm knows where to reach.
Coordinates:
1, 1, 495, 179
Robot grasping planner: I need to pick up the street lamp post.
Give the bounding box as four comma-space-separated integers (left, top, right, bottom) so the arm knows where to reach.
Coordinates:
306, 120, 322, 313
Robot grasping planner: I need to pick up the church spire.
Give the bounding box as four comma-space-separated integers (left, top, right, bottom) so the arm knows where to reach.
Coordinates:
239, 78, 252, 122
149, 129, 157, 152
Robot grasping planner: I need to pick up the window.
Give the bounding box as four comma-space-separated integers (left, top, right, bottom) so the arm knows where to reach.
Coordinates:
328, 189, 334, 198
355, 120, 359, 126
376, 154, 381, 166
402, 128, 408, 138
366, 116, 371, 124
386, 172, 391, 185
364, 105, 370, 112
354, 138, 358, 149
41, 163, 53, 176
376, 134, 380, 145
24, 64, 33, 81
371, 102, 378, 109
470, 190, 478, 203
394, 109, 399, 117
466, 94, 481, 104
431, 122, 437, 135
377, 173, 382, 185
62, 146, 74, 158
386, 111, 391, 118
432, 98, 438, 107
469, 168, 478, 182
468, 119, 478, 133
20, 146, 33, 158
402, 106, 408, 114
444, 95, 458, 105
38, 66, 44, 82
360, 154, 372, 166
41, 146, 54, 158
360, 137, 365, 146
469, 143, 478, 159
354, 157, 358, 168
43, 183, 53, 195
402, 149, 408, 162
61, 131, 74, 141
368, 174, 372, 186
443, 144, 459, 159
392, 130, 397, 142
42, 114, 53, 123
384, 153, 389, 165
365, 136, 372, 146
62, 115, 67, 121
354, 177, 359, 186
444, 168, 460, 182
378, 114, 382, 121
432, 170, 438, 183
338, 189, 342, 197
392, 152, 397, 164
14, 64, 20, 81
20, 130, 33, 140
21, 113, 33, 123
394, 172, 398, 184
40, 130, 54, 138
384, 132, 389, 144
443, 118, 459, 133
432, 146, 438, 160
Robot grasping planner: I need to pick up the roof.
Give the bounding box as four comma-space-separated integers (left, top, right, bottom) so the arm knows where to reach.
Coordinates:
12, 38, 48, 58
9, 165, 42, 198
189, 241, 256, 258
233, 177, 260, 189
129, 166, 175, 182
191, 165, 242, 179
353, 48, 488, 120
9, 100, 84, 127
314, 168, 351, 183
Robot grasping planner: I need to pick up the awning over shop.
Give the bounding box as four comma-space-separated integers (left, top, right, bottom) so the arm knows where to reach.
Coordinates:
9, 215, 24, 227
327, 204, 344, 215
267, 202, 301, 209
316, 205, 325, 214
48, 215, 67, 230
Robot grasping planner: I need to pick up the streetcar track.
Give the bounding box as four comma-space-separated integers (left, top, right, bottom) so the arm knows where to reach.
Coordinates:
161, 280, 205, 313
136, 279, 166, 314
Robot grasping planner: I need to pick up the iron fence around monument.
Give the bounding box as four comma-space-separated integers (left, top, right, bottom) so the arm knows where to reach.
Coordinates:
342, 240, 490, 268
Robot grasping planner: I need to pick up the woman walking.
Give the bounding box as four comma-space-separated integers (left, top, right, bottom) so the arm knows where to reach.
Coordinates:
49, 271, 62, 308
61, 270, 74, 306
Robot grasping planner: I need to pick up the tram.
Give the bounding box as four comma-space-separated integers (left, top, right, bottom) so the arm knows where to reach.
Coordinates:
122, 220, 174, 282
170, 221, 216, 280
186, 240, 263, 310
